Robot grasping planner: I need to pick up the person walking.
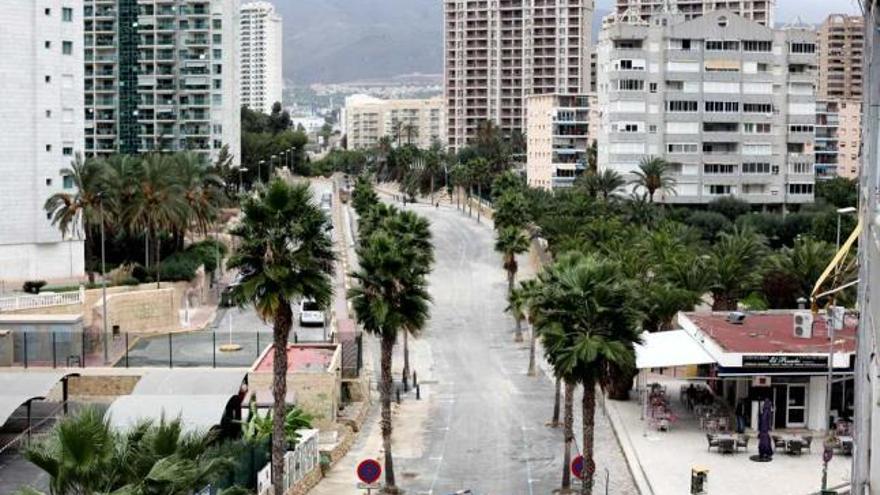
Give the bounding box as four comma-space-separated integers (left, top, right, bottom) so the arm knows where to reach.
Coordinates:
735, 399, 747, 434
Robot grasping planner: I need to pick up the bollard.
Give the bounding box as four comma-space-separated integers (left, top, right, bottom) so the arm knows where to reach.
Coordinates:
413, 371, 418, 388
396, 387, 401, 404
403, 374, 409, 393
416, 384, 421, 400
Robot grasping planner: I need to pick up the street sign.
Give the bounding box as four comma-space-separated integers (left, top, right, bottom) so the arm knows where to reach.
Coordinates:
356, 483, 381, 489
571, 454, 585, 480
357, 459, 382, 484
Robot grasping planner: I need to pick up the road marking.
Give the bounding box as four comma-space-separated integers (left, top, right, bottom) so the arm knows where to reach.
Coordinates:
521, 418, 535, 495
427, 398, 456, 494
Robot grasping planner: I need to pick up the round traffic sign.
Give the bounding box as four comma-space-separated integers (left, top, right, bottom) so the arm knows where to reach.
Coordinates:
571, 455, 585, 480
357, 459, 382, 484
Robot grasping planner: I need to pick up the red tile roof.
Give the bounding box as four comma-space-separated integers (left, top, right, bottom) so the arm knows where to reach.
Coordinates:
686, 312, 857, 354
253, 344, 336, 373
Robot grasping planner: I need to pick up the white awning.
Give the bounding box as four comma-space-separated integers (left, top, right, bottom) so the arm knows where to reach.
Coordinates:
105, 395, 234, 433
635, 330, 716, 369
0, 372, 77, 426
131, 370, 247, 396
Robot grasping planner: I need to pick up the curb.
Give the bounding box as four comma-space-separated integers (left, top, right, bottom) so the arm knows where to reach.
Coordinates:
601, 397, 655, 495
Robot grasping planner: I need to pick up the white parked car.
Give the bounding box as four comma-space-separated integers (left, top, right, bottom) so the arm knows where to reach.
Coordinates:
299, 299, 325, 327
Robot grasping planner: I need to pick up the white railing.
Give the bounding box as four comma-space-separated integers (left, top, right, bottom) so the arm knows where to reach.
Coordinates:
0, 288, 84, 312
256, 429, 320, 495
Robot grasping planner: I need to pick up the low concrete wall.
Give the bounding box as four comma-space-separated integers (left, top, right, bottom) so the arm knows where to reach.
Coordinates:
249, 369, 341, 430
67, 375, 140, 400
94, 288, 180, 334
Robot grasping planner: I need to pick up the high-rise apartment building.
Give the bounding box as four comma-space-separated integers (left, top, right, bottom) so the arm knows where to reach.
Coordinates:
84, 0, 240, 166
611, 0, 774, 26
0, 1, 85, 281
444, 0, 593, 151
597, 11, 816, 205
343, 95, 445, 150
815, 100, 861, 179
526, 93, 592, 189
240, 1, 282, 115
818, 14, 864, 101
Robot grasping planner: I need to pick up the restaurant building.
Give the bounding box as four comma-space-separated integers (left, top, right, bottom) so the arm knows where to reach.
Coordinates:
675, 311, 856, 431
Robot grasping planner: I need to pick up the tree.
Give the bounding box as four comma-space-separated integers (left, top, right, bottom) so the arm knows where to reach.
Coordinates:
175, 152, 224, 239
582, 169, 626, 201
631, 156, 677, 203
450, 163, 469, 211
707, 196, 751, 221
493, 191, 531, 232
532, 252, 642, 494
348, 230, 431, 492
44, 154, 107, 280
228, 179, 334, 495
491, 170, 524, 202
495, 226, 530, 307
403, 123, 418, 146
268, 102, 292, 134
815, 177, 858, 209
768, 236, 842, 302
351, 176, 380, 217
708, 227, 767, 311
466, 158, 490, 223
505, 275, 530, 345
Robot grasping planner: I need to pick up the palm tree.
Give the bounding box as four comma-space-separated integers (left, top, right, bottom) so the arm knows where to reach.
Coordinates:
390, 120, 404, 148
532, 252, 642, 494
228, 179, 334, 495
24, 407, 115, 495
591, 170, 626, 201
450, 163, 468, 211
403, 123, 419, 146
44, 154, 107, 280
708, 226, 767, 311
467, 158, 490, 223
631, 156, 677, 203
506, 282, 529, 344
517, 279, 540, 376
768, 236, 842, 301
174, 152, 224, 240
495, 227, 530, 337
348, 230, 431, 492
492, 190, 530, 232
125, 154, 188, 286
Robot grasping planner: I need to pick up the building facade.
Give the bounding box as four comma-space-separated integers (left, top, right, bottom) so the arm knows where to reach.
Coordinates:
597, 11, 817, 205
815, 99, 861, 179
443, 0, 593, 151
84, 0, 240, 166
240, 1, 282, 115
526, 94, 592, 189
343, 95, 445, 151
818, 14, 864, 101
612, 0, 774, 26
0, 1, 86, 281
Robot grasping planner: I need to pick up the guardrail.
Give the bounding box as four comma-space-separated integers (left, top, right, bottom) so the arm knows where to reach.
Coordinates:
0, 289, 84, 312
256, 429, 320, 495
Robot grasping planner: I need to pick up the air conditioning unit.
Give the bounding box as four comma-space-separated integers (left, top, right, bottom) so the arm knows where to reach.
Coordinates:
727, 311, 746, 325
752, 376, 771, 387
793, 311, 813, 338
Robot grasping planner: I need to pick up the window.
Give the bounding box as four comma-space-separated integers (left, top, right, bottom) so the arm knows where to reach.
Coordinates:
667, 100, 698, 112
789, 125, 815, 133
45, 144, 52, 152
704, 60, 740, 72
45, 75, 51, 83
790, 162, 812, 174
648, 125, 658, 133
44, 41, 51, 49
788, 183, 814, 195
649, 82, 658, 93
704, 101, 739, 113
704, 164, 737, 174
717, 16, 728, 27
62, 7, 73, 21
614, 39, 643, 49
63, 175, 74, 189
617, 79, 644, 91
790, 42, 816, 54
743, 103, 773, 114
703, 122, 738, 132
44, 8, 51, 15
705, 40, 739, 51
213, 79, 222, 89
62, 41, 73, 55
742, 162, 771, 174
45, 178, 53, 186
213, 34, 222, 44
707, 185, 733, 195
213, 19, 222, 29
743, 123, 771, 134
613, 122, 643, 133
62, 146, 73, 156
743, 40, 772, 52
743, 143, 772, 155
45, 109, 52, 118
667, 143, 699, 154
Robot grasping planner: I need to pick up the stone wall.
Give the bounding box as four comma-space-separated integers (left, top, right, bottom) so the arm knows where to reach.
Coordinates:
248, 370, 341, 430
67, 375, 140, 400
93, 288, 180, 334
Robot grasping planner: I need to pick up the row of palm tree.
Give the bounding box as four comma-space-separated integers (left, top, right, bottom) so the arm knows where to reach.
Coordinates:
20, 409, 240, 495
227, 179, 335, 495
44, 152, 226, 282
347, 178, 435, 492
577, 156, 677, 203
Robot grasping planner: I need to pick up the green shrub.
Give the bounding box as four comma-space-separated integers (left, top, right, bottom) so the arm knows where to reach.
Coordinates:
22, 280, 47, 294
130, 263, 150, 283
685, 210, 732, 242
156, 253, 200, 281
707, 196, 751, 221
186, 240, 227, 273
121, 277, 140, 286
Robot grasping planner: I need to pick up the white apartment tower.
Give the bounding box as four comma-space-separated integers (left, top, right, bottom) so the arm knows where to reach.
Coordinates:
240, 1, 283, 115
444, 0, 593, 151
612, 0, 774, 26
597, 11, 817, 205
0, 1, 86, 281
343, 95, 445, 150
84, 0, 241, 167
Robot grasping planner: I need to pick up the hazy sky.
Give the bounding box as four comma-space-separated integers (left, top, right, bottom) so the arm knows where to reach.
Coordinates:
595, 0, 863, 23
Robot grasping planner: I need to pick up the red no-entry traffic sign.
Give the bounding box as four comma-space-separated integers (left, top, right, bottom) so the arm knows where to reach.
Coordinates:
571, 454, 586, 480
357, 459, 382, 484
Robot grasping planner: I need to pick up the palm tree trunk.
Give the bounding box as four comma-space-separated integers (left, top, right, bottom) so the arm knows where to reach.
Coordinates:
527, 325, 537, 376
430, 175, 435, 205
514, 315, 523, 343
402, 330, 411, 387
271, 302, 293, 495
380, 335, 397, 490
467, 186, 472, 217
154, 230, 162, 289
562, 379, 575, 490
581, 380, 597, 495
476, 184, 482, 223
551, 377, 562, 427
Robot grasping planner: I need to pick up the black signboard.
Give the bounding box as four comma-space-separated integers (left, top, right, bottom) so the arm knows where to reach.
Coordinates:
741, 355, 829, 370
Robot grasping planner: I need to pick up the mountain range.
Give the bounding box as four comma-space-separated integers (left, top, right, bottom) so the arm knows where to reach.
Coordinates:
275, 0, 608, 84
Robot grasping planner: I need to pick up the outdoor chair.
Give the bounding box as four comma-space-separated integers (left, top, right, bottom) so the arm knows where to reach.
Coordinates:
803, 435, 812, 452
736, 435, 749, 452
718, 438, 736, 454
787, 439, 804, 456
706, 433, 719, 452
772, 435, 785, 449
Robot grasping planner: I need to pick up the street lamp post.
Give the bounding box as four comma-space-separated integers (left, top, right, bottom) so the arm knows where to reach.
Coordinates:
836, 206, 857, 253
237, 166, 248, 192
98, 195, 109, 364
258, 160, 265, 185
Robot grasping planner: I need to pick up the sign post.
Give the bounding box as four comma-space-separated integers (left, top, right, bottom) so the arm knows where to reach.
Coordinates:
356, 459, 382, 494
571, 454, 586, 480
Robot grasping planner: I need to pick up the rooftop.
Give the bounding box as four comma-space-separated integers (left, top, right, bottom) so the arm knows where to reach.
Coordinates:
252, 344, 337, 374
684, 311, 857, 354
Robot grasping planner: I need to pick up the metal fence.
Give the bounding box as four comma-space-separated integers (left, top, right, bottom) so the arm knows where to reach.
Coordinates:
0, 290, 83, 312
340, 333, 363, 378
256, 429, 320, 495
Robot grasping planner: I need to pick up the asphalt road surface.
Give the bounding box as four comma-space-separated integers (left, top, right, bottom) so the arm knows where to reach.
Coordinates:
366, 199, 637, 495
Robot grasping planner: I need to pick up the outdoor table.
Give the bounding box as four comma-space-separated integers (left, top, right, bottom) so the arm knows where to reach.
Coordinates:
839, 436, 854, 455
778, 434, 806, 455
714, 434, 737, 454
